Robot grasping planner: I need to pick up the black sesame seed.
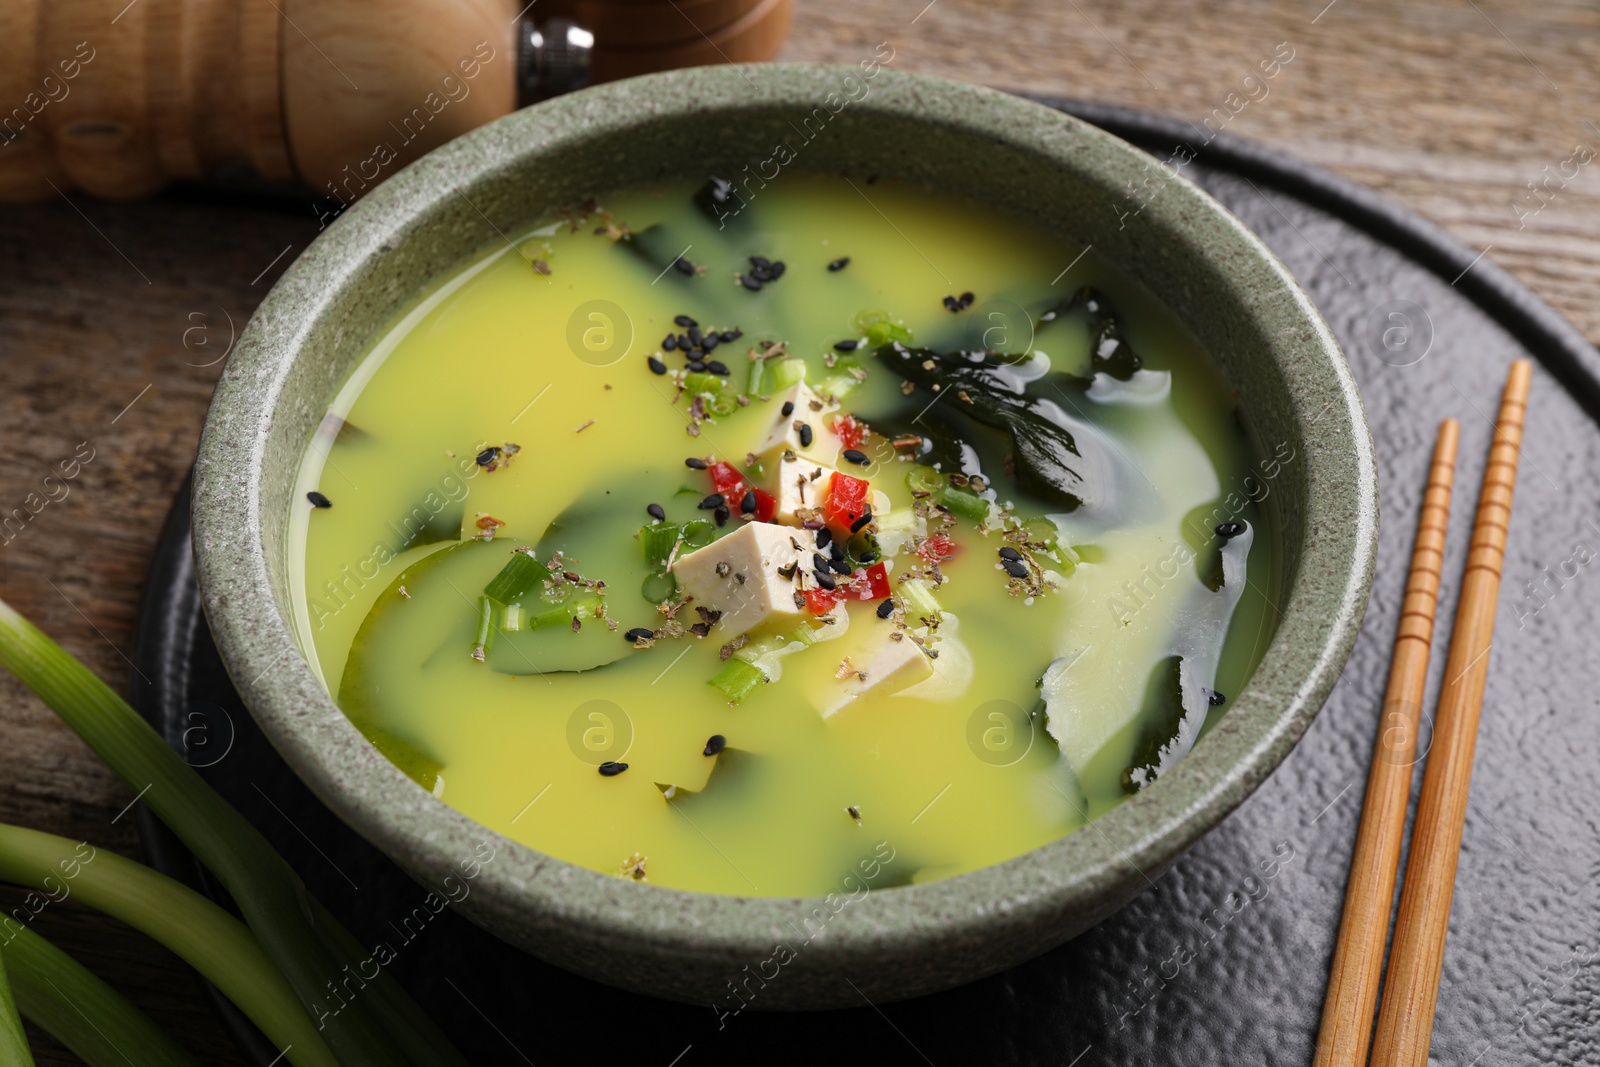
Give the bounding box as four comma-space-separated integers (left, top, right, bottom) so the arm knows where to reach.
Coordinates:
943, 295, 960, 312
770, 261, 786, 278
686, 360, 707, 373
741, 489, 757, 514
720, 329, 741, 342
959, 291, 975, 308
703, 734, 727, 756
740, 274, 763, 291
749, 255, 770, 269
702, 333, 720, 351
698, 493, 726, 510
647, 356, 668, 375
663, 335, 678, 351
858, 550, 878, 563
708, 360, 730, 376
781, 400, 795, 416
598, 761, 629, 776
998, 547, 1022, 562
828, 257, 851, 271
647, 503, 666, 521
815, 527, 833, 549
813, 570, 837, 590
675, 315, 697, 328
624, 627, 654, 642
685, 457, 708, 469
850, 510, 873, 533
475, 447, 499, 467
677, 333, 692, 349
687, 325, 702, 345
813, 553, 832, 572
1215, 521, 1245, 539
1002, 559, 1029, 579
751, 265, 773, 282
307, 491, 332, 508
1208, 690, 1227, 707
830, 558, 852, 575
829, 540, 845, 561
842, 449, 869, 466
876, 598, 895, 619
714, 505, 730, 526
798, 424, 814, 448
674, 257, 695, 275
834, 339, 859, 352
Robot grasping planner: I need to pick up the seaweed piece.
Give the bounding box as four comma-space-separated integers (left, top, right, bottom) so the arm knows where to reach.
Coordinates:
693, 175, 746, 227
1036, 286, 1143, 381
875, 344, 1102, 511
1121, 655, 1186, 794
386, 498, 464, 550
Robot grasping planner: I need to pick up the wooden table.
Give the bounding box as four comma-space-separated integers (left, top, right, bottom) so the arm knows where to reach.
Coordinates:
1, 1, 1594, 1061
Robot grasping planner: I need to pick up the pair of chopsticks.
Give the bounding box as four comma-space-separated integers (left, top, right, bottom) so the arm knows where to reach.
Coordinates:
1314, 359, 1533, 1067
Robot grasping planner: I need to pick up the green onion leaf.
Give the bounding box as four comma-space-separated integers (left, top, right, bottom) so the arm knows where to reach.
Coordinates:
0, 944, 31, 1067
5, 924, 197, 1067
0, 598, 467, 1067
0, 824, 336, 1066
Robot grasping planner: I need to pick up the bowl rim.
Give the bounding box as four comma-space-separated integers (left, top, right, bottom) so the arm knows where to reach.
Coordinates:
193, 62, 1377, 967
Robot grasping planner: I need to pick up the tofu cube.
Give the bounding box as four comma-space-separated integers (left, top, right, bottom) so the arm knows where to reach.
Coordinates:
754, 383, 842, 465
670, 522, 817, 640
770, 453, 835, 525
824, 632, 935, 717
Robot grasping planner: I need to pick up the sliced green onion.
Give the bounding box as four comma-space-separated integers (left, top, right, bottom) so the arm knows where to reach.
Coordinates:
682, 371, 724, 396
747, 356, 767, 396
639, 522, 682, 569
1021, 516, 1059, 545
939, 486, 991, 522
482, 549, 550, 605
815, 375, 858, 400
874, 508, 918, 537
0, 824, 335, 1066
5, 924, 196, 1066
0, 946, 31, 1067
709, 658, 767, 702
0, 598, 467, 1067
899, 578, 942, 619
905, 465, 944, 496
473, 596, 495, 656
522, 592, 602, 629
855, 309, 913, 348
500, 601, 524, 632
681, 519, 715, 548
641, 572, 677, 603
769, 358, 806, 389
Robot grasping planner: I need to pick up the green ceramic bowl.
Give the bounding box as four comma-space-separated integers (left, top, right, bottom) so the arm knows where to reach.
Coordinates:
193, 63, 1377, 1009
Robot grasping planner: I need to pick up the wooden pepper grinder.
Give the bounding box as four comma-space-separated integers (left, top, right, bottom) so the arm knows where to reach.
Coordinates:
0, 0, 791, 203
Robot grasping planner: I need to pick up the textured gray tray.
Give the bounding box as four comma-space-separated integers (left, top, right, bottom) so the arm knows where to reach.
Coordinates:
132, 99, 1600, 1065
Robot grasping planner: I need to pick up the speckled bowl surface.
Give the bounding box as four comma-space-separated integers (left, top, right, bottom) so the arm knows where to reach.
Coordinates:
192, 63, 1377, 1009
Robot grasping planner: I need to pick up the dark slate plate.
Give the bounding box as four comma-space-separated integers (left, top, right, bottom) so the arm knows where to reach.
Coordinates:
131, 99, 1600, 1066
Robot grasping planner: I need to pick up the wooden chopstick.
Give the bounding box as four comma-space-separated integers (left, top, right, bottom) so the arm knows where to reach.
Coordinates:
1312, 418, 1460, 1067
1369, 359, 1533, 1066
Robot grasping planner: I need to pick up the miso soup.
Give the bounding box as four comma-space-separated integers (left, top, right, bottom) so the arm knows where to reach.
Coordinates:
288, 174, 1279, 896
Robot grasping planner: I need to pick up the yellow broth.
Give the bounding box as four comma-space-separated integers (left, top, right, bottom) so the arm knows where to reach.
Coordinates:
287, 174, 1278, 896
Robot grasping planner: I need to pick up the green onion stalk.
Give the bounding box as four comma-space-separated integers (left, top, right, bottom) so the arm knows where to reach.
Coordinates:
0, 597, 467, 1067
4, 921, 198, 1066
0, 939, 31, 1067
0, 823, 328, 1065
